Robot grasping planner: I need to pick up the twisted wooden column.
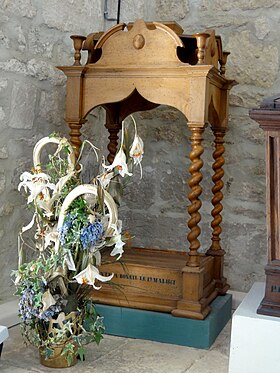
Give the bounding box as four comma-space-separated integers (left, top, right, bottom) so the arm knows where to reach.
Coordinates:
68, 120, 86, 159
209, 128, 225, 252
207, 128, 228, 293
105, 122, 122, 164
187, 127, 204, 267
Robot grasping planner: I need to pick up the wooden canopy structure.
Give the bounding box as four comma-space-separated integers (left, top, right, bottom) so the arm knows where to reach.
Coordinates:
58, 19, 235, 320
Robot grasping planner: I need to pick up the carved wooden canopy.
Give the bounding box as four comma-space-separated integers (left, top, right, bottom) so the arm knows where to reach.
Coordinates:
58, 19, 235, 153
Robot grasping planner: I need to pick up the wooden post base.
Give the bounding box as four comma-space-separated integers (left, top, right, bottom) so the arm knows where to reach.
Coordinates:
257, 264, 280, 317
172, 263, 217, 320
206, 248, 229, 295
94, 247, 225, 320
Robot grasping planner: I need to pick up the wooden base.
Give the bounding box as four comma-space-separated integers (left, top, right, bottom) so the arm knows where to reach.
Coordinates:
92, 247, 227, 320
96, 294, 232, 349
257, 264, 280, 317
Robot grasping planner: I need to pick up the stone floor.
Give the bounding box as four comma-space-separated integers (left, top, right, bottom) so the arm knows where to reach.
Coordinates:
0, 321, 231, 373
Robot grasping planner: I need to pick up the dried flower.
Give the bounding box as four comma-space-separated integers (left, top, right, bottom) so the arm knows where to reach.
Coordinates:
107, 220, 125, 260
18, 171, 56, 204
74, 263, 114, 290
129, 115, 144, 178
103, 147, 132, 178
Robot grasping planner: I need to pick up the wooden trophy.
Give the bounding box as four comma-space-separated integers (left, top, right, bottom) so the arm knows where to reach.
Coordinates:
250, 95, 280, 317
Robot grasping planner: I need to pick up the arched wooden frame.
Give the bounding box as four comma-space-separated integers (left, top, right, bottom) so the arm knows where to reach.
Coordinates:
58, 20, 235, 319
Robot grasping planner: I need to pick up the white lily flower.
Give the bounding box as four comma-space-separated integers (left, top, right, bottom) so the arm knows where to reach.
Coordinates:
18, 171, 56, 204
110, 238, 125, 259
14, 273, 22, 286
97, 171, 114, 189
21, 213, 36, 233
102, 122, 132, 178
129, 115, 144, 178
130, 134, 144, 164
73, 263, 114, 290
36, 199, 53, 218
111, 220, 122, 236
44, 225, 59, 249
107, 220, 126, 260
38, 171, 77, 218
103, 147, 132, 178
34, 223, 45, 242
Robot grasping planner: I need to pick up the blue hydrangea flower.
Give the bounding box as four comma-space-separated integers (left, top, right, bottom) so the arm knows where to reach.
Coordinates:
80, 221, 103, 250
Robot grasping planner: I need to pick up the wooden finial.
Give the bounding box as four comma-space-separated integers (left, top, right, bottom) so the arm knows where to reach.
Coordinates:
194, 32, 210, 65
70, 35, 86, 66
220, 51, 230, 76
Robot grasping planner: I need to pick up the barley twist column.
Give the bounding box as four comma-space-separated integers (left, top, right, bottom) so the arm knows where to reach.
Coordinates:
209, 128, 225, 252
105, 122, 122, 164
187, 127, 204, 267
68, 120, 86, 159
206, 127, 228, 293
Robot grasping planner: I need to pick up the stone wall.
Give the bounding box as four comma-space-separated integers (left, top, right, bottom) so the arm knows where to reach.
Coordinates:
0, 0, 279, 301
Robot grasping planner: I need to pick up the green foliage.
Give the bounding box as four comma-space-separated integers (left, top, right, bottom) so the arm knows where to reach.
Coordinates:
61, 342, 75, 366
77, 346, 85, 361
44, 347, 54, 359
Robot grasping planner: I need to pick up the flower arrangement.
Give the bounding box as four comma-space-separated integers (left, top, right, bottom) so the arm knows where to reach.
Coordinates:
12, 117, 144, 367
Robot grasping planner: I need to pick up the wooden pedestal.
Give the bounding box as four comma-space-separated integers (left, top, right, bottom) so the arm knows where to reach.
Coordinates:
92, 247, 219, 320
250, 97, 280, 318
257, 264, 280, 317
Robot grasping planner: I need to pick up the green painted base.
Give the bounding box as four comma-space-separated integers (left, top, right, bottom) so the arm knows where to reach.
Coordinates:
96, 294, 232, 349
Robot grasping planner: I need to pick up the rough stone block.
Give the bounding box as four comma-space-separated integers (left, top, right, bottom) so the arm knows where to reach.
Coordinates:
254, 16, 270, 40
0, 107, 5, 122
27, 27, 54, 58
110, 0, 146, 24
229, 86, 264, 108
0, 173, 6, 194
122, 166, 156, 210
16, 26, 26, 52
0, 30, 10, 49
0, 146, 8, 159
1, 0, 36, 18
0, 59, 27, 75
226, 31, 278, 88
9, 81, 36, 129
202, 0, 280, 11
39, 90, 65, 124
0, 80, 8, 92
41, 0, 103, 33
156, 0, 189, 20
0, 203, 14, 217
